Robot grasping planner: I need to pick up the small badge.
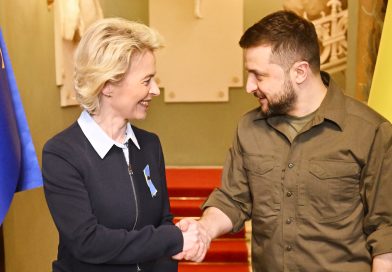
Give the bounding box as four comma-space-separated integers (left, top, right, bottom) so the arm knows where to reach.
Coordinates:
143, 164, 157, 197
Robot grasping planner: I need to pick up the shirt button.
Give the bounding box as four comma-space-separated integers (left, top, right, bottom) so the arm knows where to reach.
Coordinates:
286, 218, 293, 224
286, 245, 293, 251
288, 163, 294, 168
286, 191, 293, 197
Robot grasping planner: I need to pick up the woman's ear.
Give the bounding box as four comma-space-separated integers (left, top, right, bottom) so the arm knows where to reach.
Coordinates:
292, 61, 309, 84
102, 83, 113, 97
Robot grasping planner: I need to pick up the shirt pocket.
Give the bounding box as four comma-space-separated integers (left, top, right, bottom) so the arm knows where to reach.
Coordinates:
243, 154, 280, 237
300, 160, 361, 223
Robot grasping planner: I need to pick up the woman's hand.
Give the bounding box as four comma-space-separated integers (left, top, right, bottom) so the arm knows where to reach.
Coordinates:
172, 218, 211, 262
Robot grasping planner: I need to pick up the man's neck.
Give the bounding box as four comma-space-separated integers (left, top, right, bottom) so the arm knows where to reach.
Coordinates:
288, 75, 327, 117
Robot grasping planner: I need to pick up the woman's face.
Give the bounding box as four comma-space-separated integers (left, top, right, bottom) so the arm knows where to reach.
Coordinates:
108, 50, 160, 120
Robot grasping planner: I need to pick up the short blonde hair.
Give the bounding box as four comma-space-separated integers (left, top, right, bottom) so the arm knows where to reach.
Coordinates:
74, 18, 163, 113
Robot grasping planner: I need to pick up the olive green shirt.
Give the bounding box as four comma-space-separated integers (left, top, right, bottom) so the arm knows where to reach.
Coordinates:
283, 111, 316, 142
203, 74, 392, 272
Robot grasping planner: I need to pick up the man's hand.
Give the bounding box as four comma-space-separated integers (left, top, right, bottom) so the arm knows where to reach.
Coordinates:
373, 252, 392, 272
172, 207, 233, 262
172, 218, 211, 262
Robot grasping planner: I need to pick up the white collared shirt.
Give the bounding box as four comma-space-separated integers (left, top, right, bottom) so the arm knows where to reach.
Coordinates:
77, 110, 140, 165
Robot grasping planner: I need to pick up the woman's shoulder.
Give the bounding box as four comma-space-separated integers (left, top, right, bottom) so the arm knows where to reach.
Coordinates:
131, 125, 160, 144
43, 122, 85, 153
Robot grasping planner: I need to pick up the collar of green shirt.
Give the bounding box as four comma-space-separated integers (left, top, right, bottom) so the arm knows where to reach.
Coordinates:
253, 71, 346, 132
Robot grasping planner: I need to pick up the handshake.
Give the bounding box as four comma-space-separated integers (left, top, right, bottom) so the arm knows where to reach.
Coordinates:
172, 218, 212, 262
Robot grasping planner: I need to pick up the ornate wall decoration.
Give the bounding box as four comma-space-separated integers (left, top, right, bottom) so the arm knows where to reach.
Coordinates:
53, 0, 103, 107
284, 0, 348, 74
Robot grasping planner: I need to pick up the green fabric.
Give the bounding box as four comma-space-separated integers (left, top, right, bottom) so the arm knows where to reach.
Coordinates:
203, 73, 392, 271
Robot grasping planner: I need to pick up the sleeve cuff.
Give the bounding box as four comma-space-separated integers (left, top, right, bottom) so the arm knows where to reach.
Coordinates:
161, 225, 184, 256
201, 188, 248, 233
368, 226, 392, 257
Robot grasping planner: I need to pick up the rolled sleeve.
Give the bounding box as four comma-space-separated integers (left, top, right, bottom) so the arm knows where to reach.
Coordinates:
202, 128, 252, 233
202, 189, 248, 232
363, 122, 392, 256
367, 226, 392, 256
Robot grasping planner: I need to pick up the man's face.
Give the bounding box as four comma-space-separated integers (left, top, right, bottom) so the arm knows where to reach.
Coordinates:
244, 45, 297, 117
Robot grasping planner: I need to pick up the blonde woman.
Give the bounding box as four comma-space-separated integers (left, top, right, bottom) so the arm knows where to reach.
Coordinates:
42, 18, 203, 272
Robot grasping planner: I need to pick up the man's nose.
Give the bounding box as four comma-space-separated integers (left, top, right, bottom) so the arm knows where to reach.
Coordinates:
246, 74, 257, 94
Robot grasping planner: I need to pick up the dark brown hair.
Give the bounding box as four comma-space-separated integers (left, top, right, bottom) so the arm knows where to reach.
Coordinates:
239, 10, 320, 73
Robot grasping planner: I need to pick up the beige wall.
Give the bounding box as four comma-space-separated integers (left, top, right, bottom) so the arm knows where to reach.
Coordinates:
0, 1, 149, 271
0, 1, 79, 271
0, 0, 357, 271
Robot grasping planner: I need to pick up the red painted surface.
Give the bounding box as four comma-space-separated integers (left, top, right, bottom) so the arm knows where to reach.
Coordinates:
179, 262, 249, 272
167, 168, 249, 271
166, 168, 223, 197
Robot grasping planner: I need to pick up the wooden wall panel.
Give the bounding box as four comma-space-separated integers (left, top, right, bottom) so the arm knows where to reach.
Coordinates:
150, 0, 243, 102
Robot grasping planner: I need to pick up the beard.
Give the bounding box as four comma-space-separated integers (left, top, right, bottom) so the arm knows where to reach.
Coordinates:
263, 79, 297, 117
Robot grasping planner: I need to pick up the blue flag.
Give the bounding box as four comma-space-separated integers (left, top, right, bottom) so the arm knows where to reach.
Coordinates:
0, 28, 43, 225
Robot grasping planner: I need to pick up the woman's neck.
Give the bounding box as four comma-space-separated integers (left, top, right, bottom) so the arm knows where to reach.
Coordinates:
92, 110, 128, 143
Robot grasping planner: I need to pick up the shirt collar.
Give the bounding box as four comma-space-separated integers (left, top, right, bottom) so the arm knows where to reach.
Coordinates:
77, 110, 140, 159
313, 72, 346, 130
253, 71, 346, 130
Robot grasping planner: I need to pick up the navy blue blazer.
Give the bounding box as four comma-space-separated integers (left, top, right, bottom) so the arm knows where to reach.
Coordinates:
42, 122, 183, 272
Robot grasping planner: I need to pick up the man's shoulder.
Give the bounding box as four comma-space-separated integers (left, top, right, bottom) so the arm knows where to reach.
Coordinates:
240, 107, 262, 123
236, 107, 269, 130
344, 95, 390, 127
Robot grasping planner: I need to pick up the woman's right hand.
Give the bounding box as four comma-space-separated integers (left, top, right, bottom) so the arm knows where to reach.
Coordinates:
172, 218, 211, 262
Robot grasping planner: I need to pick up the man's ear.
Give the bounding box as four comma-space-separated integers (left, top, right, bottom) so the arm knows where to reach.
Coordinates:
292, 61, 309, 84
102, 83, 112, 97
